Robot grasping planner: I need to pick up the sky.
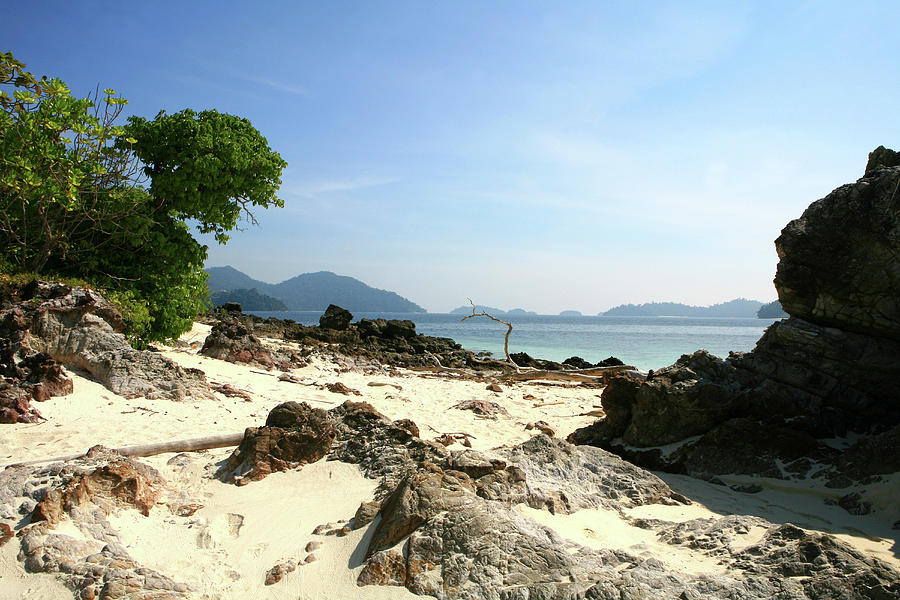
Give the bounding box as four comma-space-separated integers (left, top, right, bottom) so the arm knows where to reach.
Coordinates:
5, 1, 899, 313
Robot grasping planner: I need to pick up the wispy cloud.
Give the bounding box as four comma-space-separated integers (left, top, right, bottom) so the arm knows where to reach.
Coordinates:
285, 177, 399, 198
246, 76, 310, 98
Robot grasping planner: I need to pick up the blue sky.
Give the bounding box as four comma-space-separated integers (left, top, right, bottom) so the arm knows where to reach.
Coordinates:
6, 1, 899, 313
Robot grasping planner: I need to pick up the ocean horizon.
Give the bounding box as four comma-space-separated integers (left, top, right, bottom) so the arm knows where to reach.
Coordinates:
247, 311, 780, 371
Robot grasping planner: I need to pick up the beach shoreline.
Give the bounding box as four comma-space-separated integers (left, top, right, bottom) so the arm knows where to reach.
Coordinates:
0, 322, 897, 599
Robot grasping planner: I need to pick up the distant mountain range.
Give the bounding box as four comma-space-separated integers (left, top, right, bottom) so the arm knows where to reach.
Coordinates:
449, 305, 538, 316
206, 266, 426, 313
602, 298, 768, 318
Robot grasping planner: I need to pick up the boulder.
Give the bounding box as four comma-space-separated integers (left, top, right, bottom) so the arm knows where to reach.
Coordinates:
319, 304, 353, 330
220, 401, 336, 485
200, 318, 299, 371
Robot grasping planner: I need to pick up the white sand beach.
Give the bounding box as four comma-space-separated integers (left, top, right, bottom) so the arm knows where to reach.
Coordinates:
1, 323, 897, 599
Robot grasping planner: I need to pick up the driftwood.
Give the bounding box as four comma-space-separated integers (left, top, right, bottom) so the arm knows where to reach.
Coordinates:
3, 432, 245, 469
498, 364, 635, 383
461, 299, 521, 372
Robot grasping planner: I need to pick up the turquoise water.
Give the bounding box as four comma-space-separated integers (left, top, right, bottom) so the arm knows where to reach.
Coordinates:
248, 311, 779, 371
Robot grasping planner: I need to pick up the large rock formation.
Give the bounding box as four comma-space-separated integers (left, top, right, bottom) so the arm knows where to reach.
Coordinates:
0, 281, 211, 411
570, 148, 900, 485
212, 402, 900, 599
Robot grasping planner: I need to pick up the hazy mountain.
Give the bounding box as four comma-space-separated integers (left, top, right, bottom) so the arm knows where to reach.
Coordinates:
602, 298, 764, 318
205, 267, 425, 313
757, 300, 788, 318
206, 266, 262, 292
209, 288, 288, 311
559, 310, 583, 317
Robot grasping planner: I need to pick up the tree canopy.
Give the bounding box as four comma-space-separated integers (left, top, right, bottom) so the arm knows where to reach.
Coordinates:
0, 52, 287, 342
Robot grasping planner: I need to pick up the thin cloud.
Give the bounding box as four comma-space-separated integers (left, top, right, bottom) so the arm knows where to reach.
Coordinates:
286, 177, 399, 198
247, 76, 310, 97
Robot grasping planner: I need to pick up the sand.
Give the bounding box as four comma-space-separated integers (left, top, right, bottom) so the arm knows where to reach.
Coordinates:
0, 322, 897, 598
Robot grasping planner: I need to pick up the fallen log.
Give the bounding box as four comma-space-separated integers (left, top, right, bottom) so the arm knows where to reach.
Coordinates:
2, 432, 245, 469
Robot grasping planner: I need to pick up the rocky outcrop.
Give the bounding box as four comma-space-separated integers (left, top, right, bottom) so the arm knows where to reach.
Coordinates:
571, 150, 900, 485
200, 311, 528, 372
354, 440, 900, 600
319, 303, 353, 330
0, 281, 210, 405
199, 317, 304, 370
0, 447, 193, 599
219, 401, 337, 485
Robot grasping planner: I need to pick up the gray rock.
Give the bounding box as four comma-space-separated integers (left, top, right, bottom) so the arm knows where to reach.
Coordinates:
1, 281, 211, 401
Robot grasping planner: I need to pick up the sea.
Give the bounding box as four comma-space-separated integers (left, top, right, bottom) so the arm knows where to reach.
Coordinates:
247, 311, 781, 372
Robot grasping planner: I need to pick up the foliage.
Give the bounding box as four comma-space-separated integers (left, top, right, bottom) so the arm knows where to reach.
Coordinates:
0, 52, 286, 342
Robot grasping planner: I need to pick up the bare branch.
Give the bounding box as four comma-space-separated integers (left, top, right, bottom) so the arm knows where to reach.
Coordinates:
461, 298, 521, 372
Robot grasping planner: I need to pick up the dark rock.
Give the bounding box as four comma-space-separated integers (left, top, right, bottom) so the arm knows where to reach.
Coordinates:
352, 501, 381, 530
327, 401, 443, 484
220, 402, 336, 485
264, 560, 296, 585
562, 356, 592, 369
319, 304, 353, 330
865, 145, 900, 176
218, 301, 243, 313
597, 356, 625, 367
485, 382, 503, 392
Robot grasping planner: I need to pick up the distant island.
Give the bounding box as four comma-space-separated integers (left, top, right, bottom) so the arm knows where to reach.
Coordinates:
559, 310, 583, 317
449, 305, 537, 316
206, 266, 426, 313
757, 299, 788, 318
602, 298, 767, 318
209, 288, 288, 311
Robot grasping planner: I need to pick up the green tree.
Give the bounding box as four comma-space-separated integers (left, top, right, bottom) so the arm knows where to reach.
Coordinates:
0, 52, 287, 342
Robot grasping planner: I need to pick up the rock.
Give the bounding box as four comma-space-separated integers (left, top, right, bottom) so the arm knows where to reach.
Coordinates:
525, 420, 555, 437
327, 401, 444, 484
865, 145, 900, 175
219, 401, 336, 484
0, 448, 193, 599
200, 318, 297, 371
31, 446, 166, 524
0, 281, 210, 402
305, 540, 323, 552
0, 522, 13, 546
264, 560, 296, 585
485, 383, 503, 392
562, 356, 592, 369
352, 501, 381, 530
451, 398, 509, 417
325, 381, 361, 395
0, 382, 43, 424
597, 356, 625, 367
319, 304, 353, 330
218, 301, 242, 313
